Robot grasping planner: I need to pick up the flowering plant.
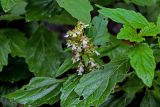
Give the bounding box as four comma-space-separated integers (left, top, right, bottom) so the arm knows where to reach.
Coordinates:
0, 0, 160, 107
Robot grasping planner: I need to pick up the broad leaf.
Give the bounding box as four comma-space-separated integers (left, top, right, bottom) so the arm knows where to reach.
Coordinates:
0, 29, 27, 57
100, 94, 134, 107
25, 27, 64, 77
139, 23, 160, 37
88, 15, 110, 45
56, 57, 74, 77
26, 0, 62, 21
73, 56, 130, 106
129, 43, 156, 87
6, 77, 62, 106
140, 91, 160, 107
122, 73, 144, 94
56, 0, 93, 23
60, 74, 80, 107
0, 35, 10, 71
117, 25, 145, 42
98, 6, 149, 29
1, 0, 19, 12
0, 85, 17, 107
124, 0, 156, 6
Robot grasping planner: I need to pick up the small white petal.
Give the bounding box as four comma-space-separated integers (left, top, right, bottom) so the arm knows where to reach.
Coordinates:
64, 34, 69, 38
95, 50, 100, 56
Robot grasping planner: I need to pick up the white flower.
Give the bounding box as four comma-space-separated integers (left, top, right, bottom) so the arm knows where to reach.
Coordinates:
95, 50, 100, 56
71, 44, 77, 50
77, 47, 82, 52
75, 53, 80, 61
66, 42, 71, 47
77, 63, 84, 75
72, 57, 76, 64
64, 34, 69, 38
82, 39, 88, 48
76, 31, 81, 35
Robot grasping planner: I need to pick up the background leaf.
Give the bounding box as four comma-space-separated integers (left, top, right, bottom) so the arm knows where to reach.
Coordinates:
56, 0, 93, 23
25, 27, 64, 77
98, 7, 149, 29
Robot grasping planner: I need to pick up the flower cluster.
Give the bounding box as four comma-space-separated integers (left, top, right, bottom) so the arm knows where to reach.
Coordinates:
65, 21, 100, 75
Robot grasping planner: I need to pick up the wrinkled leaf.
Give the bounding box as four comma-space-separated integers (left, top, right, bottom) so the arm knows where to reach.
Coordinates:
88, 15, 110, 45
117, 25, 145, 42
56, 0, 93, 23
98, 6, 149, 29
129, 43, 156, 87
0, 35, 10, 71
25, 27, 64, 77
73, 56, 130, 106
6, 77, 62, 106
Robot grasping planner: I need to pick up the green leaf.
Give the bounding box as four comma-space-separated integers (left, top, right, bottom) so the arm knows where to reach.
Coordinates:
140, 91, 160, 107
0, 14, 24, 21
0, 29, 27, 57
26, 0, 62, 21
0, 85, 17, 107
6, 77, 62, 106
100, 94, 134, 107
117, 25, 145, 42
56, 0, 93, 23
122, 73, 144, 94
1, 0, 18, 12
139, 23, 160, 37
60, 74, 80, 107
0, 35, 10, 71
124, 0, 156, 6
56, 57, 74, 77
10, 0, 27, 16
98, 6, 149, 29
25, 27, 64, 77
157, 15, 160, 26
88, 15, 110, 45
0, 57, 33, 83
129, 43, 156, 87
48, 11, 77, 25
73, 56, 130, 106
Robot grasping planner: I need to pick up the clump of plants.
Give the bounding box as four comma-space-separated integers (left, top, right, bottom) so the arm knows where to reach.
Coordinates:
0, 0, 160, 107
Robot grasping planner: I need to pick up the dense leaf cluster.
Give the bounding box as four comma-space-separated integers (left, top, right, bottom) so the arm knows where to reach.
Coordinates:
0, 0, 160, 107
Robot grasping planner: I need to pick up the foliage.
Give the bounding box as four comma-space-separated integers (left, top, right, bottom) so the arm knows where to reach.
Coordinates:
0, 0, 160, 107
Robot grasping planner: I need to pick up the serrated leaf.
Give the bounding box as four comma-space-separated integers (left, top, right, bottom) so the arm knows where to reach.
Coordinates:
98, 6, 149, 29
0, 35, 10, 71
124, 0, 156, 6
10, 0, 27, 16
0, 85, 17, 107
56, 57, 74, 77
1, 0, 17, 12
122, 73, 144, 94
100, 94, 134, 107
73, 56, 130, 106
0, 29, 27, 57
26, 0, 62, 21
88, 15, 110, 45
6, 77, 62, 106
140, 91, 160, 107
117, 25, 145, 42
0, 14, 23, 21
25, 27, 64, 77
60, 74, 80, 107
56, 0, 93, 23
139, 23, 160, 37
129, 43, 156, 87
